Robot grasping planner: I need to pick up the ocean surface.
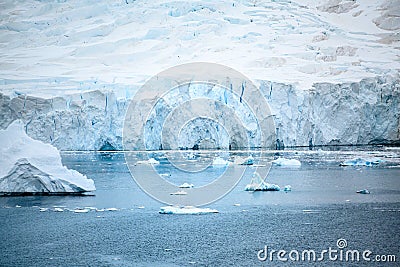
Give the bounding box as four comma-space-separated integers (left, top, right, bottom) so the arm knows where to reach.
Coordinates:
1, 149, 399, 266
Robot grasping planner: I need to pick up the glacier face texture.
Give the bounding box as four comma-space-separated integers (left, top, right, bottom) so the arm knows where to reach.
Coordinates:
0, 75, 399, 150
0, 120, 95, 193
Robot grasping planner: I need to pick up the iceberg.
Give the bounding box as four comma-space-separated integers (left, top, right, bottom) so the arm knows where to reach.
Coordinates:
212, 157, 230, 166
0, 121, 95, 194
356, 189, 371, 194
272, 158, 301, 167
159, 206, 219, 215
340, 158, 382, 166
244, 173, 280, 191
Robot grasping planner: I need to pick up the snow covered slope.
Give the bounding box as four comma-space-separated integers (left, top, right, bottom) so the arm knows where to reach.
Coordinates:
0, 0, 398, 95
0, 120, 95, 193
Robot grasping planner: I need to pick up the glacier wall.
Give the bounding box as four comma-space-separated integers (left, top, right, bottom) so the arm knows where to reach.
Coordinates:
0, 75, 399, 150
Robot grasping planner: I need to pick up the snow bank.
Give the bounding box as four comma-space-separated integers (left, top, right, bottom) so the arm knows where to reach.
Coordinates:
0, 120, 95, 193
272, 158, 301, 167
159, 206, 219, 215
340, 158, 382, 166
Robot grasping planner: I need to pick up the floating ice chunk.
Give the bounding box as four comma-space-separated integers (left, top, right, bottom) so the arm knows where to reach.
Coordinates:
239, 156, 254, 165
245, 182, 280, 191
245, 173, 280, 191
283, 185, 292, 192
272, 158, 301, 167
179, 182, 194, 188
356, 189, 370, 194
74, 208, 89, 213
0, 120, 95, 193
105, 208, 118, 211
137, 158, 160, 165
212, 157, 230, 166
340, 158, 382, 167
170, 190, 187, 195
159, 206, 219, 215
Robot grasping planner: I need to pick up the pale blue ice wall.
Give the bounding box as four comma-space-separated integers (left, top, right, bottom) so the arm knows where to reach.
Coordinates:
0, 75, 399, 150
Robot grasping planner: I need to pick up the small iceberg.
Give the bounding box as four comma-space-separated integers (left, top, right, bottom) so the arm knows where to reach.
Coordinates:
245, 173, 280, 191
137, 158, 160, 165
179, 182, 194, 188
159, 206, 219, 215
272, 158, 301, 167
356, 189, 370, 194
105, 208, 119, 211
340, 158, 382, 167
212, 157, 230, 166
170, 190, 188, 195
73, 208, 90, 213
283, 185, 292, 192
240, 156, 254, 165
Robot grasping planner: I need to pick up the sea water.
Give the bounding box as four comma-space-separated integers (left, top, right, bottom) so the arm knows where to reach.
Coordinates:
0, 149, 399, 266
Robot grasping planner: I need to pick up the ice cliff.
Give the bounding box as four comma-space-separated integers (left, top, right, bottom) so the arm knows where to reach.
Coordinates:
0, 74, 398, 150
0, 0, 399, 150
0, 120, 95, 193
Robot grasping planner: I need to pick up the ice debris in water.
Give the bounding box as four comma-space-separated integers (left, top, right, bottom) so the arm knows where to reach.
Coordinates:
212, 157, 230, 166
356, 189, 371, 194
137, 158, 160, 165
170, 190, 188, 195
272, 158, 301, 167
159, 206, 219, 215
245, 173, 280, 191
179, 182, 194, 188
283, 185, 292, 192
340, 158, 383, 167
239, 156, 254, 165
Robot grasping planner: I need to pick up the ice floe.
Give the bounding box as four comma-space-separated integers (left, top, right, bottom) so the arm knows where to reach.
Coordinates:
340, 158, 383, 166
272, 158, 301, 167
356, 189, 371, 194
137, 158, 160, 165
212, 157, 230, 166
159, 206, 219, 215
170, 190, 188, 195
179, 182, 194, 188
